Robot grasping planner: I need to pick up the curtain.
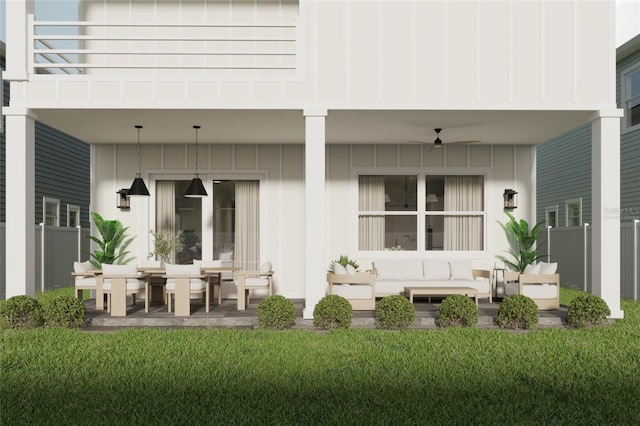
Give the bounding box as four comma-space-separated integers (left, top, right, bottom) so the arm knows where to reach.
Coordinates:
155, 180, 176, 262
358, 176, 385, 251
235, 180, 260, 270
443, 176, 483, 251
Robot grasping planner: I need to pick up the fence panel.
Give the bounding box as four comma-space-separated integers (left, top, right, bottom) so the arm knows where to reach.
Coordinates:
621, 221, 639, 300
548, 227, 588, 291
0, 224, 90, 299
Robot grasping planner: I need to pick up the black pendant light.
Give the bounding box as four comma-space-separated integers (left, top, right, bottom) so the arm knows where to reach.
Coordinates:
185, 125, 208, 198
128, 125, 150, 196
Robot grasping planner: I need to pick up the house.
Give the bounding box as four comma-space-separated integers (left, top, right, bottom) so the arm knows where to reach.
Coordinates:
2, 0, 623, 318
537, 34, 640, 227
0, 41, 91, 298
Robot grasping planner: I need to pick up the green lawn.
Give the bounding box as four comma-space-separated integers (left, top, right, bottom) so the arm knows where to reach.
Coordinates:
1, 288, 639, 425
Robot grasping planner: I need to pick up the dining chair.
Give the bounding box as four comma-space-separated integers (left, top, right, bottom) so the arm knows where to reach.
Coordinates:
101, 263, 149, 315
164, 263, 210, 316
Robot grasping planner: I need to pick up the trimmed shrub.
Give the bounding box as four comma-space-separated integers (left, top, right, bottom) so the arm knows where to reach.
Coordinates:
567, 294, 611, 328
44, 295, 87, 329
313, 295, 353, 330
437, 294, 479, 328
0, 295, 45, 329
256, 295, 296, 330
497, 295, 539, 330
375, 295, 415, 330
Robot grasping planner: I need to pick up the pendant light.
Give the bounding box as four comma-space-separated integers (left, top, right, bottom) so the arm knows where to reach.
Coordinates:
128, 125, 150, 196
185, 125, 208, 197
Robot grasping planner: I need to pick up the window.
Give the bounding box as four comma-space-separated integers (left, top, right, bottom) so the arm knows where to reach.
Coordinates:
565, 198, 582, 227
622, 64, 640, 129
358, 175, 485, 252
67, 205, 80, 227
43, 198, 60, 226
545, 206, 558, 228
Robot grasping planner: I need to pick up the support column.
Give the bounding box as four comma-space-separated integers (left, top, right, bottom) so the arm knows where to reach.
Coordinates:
303, 109, 327, 319
5, 113, 37, 297
591, 111, 624, 318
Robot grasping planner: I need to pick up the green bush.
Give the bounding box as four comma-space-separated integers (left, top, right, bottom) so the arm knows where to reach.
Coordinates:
497, 295, 539, 330
567, 294, 611, 328
256, 295, 296, 330
375, 295, 416, 330
44, 295, 87, 329
437, 294, 479, 328
0, 295, 45, 329
313, 295, 353, 330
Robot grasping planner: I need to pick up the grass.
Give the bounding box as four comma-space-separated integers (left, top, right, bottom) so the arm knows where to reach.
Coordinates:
1, 289, 640, 425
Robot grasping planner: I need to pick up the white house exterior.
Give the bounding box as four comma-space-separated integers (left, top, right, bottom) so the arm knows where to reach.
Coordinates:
3, 0, 623, 318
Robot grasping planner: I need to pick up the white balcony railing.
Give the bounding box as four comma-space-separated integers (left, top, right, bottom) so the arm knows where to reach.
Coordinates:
29, 15, 298, 79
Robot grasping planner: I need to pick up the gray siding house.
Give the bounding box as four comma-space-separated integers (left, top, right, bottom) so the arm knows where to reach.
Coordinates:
537, 34, 640, 227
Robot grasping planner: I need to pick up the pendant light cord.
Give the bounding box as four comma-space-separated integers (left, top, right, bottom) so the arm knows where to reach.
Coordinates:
193, 125, 201, 177
135, 125, 143, 178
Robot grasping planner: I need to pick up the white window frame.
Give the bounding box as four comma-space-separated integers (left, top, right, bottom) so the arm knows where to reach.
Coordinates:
565, 198, 582, 227
621, 61, 640, 132
43, 197, 60, 227
545, 205, 558, 228
356, 173, 486, 253
67, 205, 80, 228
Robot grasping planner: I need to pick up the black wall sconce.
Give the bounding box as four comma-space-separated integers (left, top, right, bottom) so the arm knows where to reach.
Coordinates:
503, 189, 518, 210
117, 189, 130, 210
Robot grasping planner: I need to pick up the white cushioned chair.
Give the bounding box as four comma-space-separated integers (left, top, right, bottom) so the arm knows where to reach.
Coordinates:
234, 261, 274, 310
193, 259, 223, 305
504, 262, 560, 310
72, 260, 103, 310
164, 263, 210, 315
101, 263, 149, 315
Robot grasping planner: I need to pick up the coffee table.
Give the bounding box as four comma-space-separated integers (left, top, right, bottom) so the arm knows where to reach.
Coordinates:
404, 286, 478, 306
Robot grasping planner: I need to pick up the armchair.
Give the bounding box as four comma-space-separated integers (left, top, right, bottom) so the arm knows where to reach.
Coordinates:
234, 261, 274, 311
504, 262, 560, 310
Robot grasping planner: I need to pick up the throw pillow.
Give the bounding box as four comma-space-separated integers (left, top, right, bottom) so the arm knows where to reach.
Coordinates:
260, 261, 272, 272
74, 260, 92, 273
219, 252, 233, 261
523, 263, 541, 275
538, 262, 558, 275
333, 263, 348, 275
346, 264, 357, 275
449, 260, 474, 280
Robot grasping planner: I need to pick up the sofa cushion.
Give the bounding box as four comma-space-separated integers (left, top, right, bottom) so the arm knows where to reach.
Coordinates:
423, 260, 450, 280
449, 260, 474, 280
401, 260, 424, 280
374, 260, 405, 280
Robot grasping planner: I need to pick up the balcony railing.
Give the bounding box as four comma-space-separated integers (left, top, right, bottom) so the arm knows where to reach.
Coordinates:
29, 15, 298, 79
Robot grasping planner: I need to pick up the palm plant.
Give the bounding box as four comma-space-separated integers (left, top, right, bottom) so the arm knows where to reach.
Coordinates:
497, 212, 546, 273
86, 212, 134, 268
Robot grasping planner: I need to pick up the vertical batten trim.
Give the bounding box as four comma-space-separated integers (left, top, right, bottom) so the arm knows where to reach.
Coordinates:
410, 1, 416, 104
312, 0, 319, 101
475, 0, 480, 103
346, 0, 352, 102
572, 0, 577, 103
507, 0, 512, 104
443, 0, 448, 103
540, 0, 545, 103
378, 0, 384, 102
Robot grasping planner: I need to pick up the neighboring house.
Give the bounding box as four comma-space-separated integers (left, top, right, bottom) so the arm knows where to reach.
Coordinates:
2, 0, 624, 318
1, 41, 90, 298
537, 34, 640, 228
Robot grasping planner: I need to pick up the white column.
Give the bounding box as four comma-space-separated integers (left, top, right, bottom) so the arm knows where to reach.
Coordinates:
4, 0, 33, 82
5, 113, 37, 297
303, 109, 327, 319
591, 111, 624, 318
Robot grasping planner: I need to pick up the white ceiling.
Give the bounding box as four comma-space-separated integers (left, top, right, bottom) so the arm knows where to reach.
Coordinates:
32, 108, 597, 147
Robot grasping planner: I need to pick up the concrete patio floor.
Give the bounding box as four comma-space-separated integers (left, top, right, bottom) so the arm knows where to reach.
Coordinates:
82, 297, 568, 330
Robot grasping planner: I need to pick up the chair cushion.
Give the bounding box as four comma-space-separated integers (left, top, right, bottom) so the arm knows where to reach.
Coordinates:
260, 261, 272, 272
193, 259, 222, 268
102, 263, 137, 276
245, 277, 270, 287
449, 260, 474, 281
165, 279, 206, 291
505, 282, 558, 299
75, 277, 97, 287
165, 263, 200, 276
220, 252, 233, 261
74, 260, 93, 273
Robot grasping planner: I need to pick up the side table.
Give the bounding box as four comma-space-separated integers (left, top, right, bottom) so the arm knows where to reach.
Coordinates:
492, 268, 507, 300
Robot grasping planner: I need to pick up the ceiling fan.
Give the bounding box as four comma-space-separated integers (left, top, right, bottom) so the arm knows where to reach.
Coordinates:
420, 128, 481, 152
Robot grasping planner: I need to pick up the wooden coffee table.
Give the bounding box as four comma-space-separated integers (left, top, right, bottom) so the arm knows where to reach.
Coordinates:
404, 286, 478, 306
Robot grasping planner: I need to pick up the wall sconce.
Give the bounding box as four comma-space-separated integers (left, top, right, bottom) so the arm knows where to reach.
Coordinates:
503, 189, 518, 210
117, 189, 130, 210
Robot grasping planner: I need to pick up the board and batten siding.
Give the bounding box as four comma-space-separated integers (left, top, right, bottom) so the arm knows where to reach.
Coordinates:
34, 122, 91, 228
536, 124, 592, 226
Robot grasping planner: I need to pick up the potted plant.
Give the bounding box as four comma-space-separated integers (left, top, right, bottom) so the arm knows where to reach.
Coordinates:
86, 212, 134, 269
148, 229, 184, 263
497, 212, 546, 273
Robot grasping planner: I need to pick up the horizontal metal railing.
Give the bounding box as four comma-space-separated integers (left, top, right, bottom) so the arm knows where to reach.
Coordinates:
29, 16, 298, 77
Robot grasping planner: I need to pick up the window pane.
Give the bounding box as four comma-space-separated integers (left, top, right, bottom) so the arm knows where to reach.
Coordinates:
425, 176, 444, 211
384, 175, 417, 212
69, 210, 78, 227
385, 215, 417, 251
425, 215, 444, 250
443, 215, 484, 251
212, 181, 235, 259
45, 202, 58, 226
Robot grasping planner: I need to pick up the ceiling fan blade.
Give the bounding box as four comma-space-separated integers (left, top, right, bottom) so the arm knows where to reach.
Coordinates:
443, 140, 482, 146
404, 140, 430, 145
427, 145, 438, 152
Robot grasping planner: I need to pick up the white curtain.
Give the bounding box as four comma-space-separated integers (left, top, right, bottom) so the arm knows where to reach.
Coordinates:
235, 180, 259, 270
155, 180, 176, 262
444, 176, 483, 251
358, 176, 385, 251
